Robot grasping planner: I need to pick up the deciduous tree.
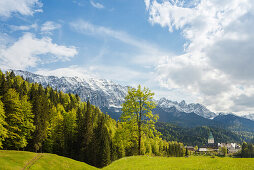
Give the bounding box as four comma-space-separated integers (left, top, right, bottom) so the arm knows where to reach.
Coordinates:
121, 85, 158, 155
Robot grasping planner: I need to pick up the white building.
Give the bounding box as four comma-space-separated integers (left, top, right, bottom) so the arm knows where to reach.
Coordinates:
218, 143, 241, 153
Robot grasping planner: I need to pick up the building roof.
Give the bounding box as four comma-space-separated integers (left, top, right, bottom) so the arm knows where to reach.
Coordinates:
199, 148, 207, 152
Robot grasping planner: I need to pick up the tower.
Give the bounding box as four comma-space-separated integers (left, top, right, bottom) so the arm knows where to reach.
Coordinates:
208, 132, 214, 144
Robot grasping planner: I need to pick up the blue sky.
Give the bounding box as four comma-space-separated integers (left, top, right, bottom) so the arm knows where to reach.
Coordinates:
1, 0, 254, 115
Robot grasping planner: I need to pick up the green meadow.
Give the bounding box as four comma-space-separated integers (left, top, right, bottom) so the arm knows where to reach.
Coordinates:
0, 151, 96, 170
1, 150, 254, 170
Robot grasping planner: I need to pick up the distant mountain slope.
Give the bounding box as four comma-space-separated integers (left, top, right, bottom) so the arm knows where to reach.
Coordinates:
13, 70, 217, 120
156, 122, 243, 146
243, 113, 254, 121
13, 70, 128, 110
214, 114, 254, 132
157, 98, 216, 119
153, 106, 215, 128
11, 70, 254, 134
155, 106, 254, 133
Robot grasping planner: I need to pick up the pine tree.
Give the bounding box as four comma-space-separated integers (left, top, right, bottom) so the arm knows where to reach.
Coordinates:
118, 140, 125, 158
242, 142, 248, 158
96, 115, 111, 167
20, 81, 28, 97
74, 107, 83, 160
19, 95, 35, 148
0, 100, 7, 148
2, 89, 24, 149
0, 74, 8, 96
185, 147, 189, 157
63, 108, 76, 156
30, 88, 50, 152
81, 101, 94, 163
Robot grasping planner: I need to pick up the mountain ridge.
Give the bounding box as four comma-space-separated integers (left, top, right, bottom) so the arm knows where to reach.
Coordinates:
10, 69, 254, 134
12, 70, 217, 118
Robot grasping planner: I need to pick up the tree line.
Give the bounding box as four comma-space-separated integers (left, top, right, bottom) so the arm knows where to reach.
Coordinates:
0, 71, 185, 168
156, 122, 243, 147
240, 142, 254, 158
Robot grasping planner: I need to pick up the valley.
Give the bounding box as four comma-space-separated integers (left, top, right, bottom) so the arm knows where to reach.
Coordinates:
13, 70, 254, 142
1, 150, 254, 170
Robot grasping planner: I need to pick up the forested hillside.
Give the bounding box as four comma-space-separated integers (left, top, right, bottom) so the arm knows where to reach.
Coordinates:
0, 71, 186, 168
156, 122, 243, 146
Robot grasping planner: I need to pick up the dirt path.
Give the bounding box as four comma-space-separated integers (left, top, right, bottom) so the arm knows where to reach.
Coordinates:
22, 153, 43, 170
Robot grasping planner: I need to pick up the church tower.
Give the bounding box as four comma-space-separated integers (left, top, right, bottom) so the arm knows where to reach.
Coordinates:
208, 132, 214, 144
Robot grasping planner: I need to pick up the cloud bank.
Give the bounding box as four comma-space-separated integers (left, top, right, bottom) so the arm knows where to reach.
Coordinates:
0, 33, 77, 70
145, 0, 254, 114
0, 0, 42, 18
90, 1, 104, 9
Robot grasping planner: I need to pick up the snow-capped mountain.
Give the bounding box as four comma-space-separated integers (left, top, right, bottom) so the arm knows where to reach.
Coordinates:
157, 97, 217, 119
13, 70, 128, 109
12, 70, 217, 119
243, 114, 254, 121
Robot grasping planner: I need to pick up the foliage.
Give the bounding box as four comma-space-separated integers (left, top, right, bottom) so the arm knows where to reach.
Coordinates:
0, 100, 7, 148
156, 122, 243, 146
121, 85, 159, 155
240, 142, 254, 158
0, 71, 185, 168
219, 146, 227, 156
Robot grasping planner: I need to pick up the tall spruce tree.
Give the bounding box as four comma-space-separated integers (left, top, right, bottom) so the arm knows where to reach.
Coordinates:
30, 87, 50, 152
0, 74, 8, 96
0, 100, 7, 148
19, 95, 35, 148
2, 89, 25, 149
96, 115, 111, 167
82, 100, 93, 163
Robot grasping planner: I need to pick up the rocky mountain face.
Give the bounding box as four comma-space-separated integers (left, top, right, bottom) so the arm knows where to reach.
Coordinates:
12, 70, 254, 134
243, 114, 254, 121
10, 70, 230, 120
157, 98, 217, 119
13, 70, 128, 110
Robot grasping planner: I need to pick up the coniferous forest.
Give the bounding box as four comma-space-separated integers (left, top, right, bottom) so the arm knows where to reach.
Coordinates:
0, 70, 185, 168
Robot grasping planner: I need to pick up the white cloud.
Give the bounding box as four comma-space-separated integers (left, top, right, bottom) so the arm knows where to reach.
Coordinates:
71, 20, 147, 49
90, 1, 104, 9
10, 23, 38, 31
146, 0, 254, 114
0, 0, 42, 18
0, 33, 77, 70
41, 21, 61, 34
70, 20, 170, 66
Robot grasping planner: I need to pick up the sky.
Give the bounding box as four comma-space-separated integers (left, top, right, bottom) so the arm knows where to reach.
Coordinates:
0, 0, 254, 115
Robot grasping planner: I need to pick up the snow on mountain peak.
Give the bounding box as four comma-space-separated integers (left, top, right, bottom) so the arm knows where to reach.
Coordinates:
157, 98, 216, 119
242, 113, 254, 121
11, 69, 218, 119
12, 70, 129, 108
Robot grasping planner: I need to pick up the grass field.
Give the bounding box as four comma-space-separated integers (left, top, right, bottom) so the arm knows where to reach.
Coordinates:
0, 151, 254, 170
0, 150, 96, 170
105, 156, 254, 170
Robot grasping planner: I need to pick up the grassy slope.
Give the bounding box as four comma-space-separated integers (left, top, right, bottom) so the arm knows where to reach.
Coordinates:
104, 156, 254, 170
1, 151, 254, 170
0, 150, 36, 170
0, 150, 96, 170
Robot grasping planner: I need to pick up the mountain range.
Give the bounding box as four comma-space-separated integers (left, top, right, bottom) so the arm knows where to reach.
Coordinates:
12, 70, 254, 135
243, 114, 254, 121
